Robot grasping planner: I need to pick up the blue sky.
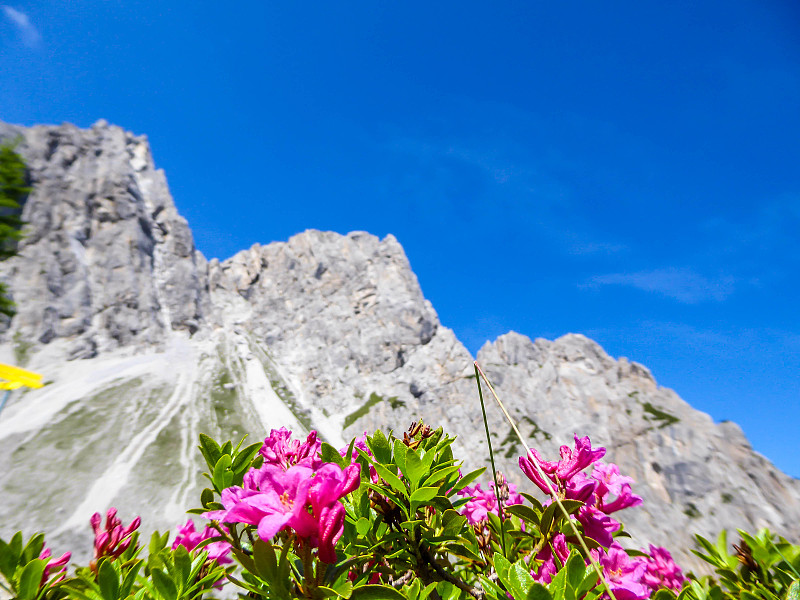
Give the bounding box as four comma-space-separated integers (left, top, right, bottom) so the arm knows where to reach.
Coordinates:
2, 1, 799, 477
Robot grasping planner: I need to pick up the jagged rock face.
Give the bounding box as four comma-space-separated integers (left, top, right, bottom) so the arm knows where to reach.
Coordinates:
0, 120, 209, 358
0, 120, 798, 569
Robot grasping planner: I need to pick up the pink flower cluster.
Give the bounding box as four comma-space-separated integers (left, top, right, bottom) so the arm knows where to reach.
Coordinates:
642, 544, 686, 592
519, 435, 642, 547
38, 546, 70, 586
520, 436, 685, 597
172, 520, 232, 565
206, 428, 360, 563
457, 479, 523, 525
90, 508, 140, 566
260, 428, 322, 470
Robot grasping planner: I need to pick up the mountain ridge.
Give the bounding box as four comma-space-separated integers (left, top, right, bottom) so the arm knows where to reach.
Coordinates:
0, 120, 797, 568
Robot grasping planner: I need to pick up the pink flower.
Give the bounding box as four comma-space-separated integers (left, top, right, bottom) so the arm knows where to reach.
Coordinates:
591, 462, 634, 499
575, 506, 620, 547
172, 520, 232, 565
531, 534, 570, 584
591, 463, 642, 514
38, 547, 70, 586
90, 508, 140, 567
564, 472, 598, 503
260, 428, 322, 470
597, 483, 642, 514
458, 479, 523, 525
520, 435, 606, 495
642, 545, 686, 592
593, 543, 649, 600
519, 447, 560, 496
205, 454, 361, 564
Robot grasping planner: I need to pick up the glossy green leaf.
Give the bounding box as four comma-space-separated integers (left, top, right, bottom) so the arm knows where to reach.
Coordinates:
505, 504, 541, 525
198, 434, 221, 468
372, 463, 409, 499
173, 544, 191, 589
404, 450, 426, 489
449, 467, 486, 495
17, 559, 47, 600
97, 559, 120, 600
350, 584, 407, 600
231, 442, 262, 475
393, 440, 408, 475
367, 430, 392, 465
527, 583, 552, 600
212, 454, 232, 490
151, 569, 178, 600
332, 579, 354, 599
509, 560, 535, 599
356, 518, 371, 537
421, 465, 462, 488
410, 486, 439, 504
0, 537, 17, 582
321, 442, 347, 467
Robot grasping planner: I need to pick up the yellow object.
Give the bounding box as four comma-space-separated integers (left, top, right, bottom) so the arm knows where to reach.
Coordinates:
0, 363, 43, 390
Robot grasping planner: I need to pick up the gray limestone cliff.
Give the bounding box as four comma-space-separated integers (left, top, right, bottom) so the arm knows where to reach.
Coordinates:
0, 120, 797, 569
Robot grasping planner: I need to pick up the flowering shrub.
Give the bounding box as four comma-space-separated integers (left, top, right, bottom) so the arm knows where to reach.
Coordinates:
0, 421, 796, 600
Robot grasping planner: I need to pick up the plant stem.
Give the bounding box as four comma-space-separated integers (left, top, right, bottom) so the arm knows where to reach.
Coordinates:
474, 363, 507, 559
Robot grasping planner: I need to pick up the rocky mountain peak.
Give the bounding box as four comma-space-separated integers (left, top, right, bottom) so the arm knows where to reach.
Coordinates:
0, 120, 797, 569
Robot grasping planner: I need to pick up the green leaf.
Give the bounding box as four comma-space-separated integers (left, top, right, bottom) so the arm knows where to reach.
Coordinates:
173, 544, 192, 589
449, 467, 486, 495
200, 488, 215, 508
0, 537, 18, 582
653, 590, 678, 600
372, 463, 409, 499
17, 559, 47, 600
350, 584, 407, 600
212, 454, 232, 490
321, 442, 348, 467
410, 487, 439, 504
520, 493, 544, 511
494, 552, 512, 585
421, 465, 462, 488
21, 533, 45, 564
505, 504, 541, 525
198, 434, 221, 468
565, 552, 586, 591
232, 442, 262, 475
527, 583, 552, 600
446, 543, 482, 562
419, 582, 439, 600
393, 440, 408, 475
548, 566, 569, 600
367, 430, 393, 465
437, 582, 460, 600
509, 560, 535, 599
442, 510, 468, 536
120, 561, 143, 598
356, 518, 371, 537
151, 569, 178, 600
539, 500, 583, 535
404, 450, 426, 490
332, 579, 354, 599
97, 560, 120, 600
317, 586, 344, 598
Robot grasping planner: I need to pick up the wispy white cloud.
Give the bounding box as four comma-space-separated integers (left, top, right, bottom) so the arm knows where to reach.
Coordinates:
584, 267, 736, 303
2, 5, 40, 47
